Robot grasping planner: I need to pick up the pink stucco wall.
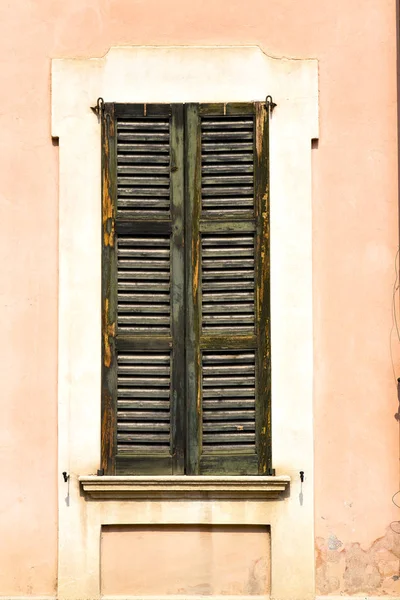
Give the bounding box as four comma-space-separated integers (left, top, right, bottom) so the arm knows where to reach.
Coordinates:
0, 0, 398, 595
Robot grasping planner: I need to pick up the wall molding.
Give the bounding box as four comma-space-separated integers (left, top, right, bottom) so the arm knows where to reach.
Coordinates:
79, 475, 291, 499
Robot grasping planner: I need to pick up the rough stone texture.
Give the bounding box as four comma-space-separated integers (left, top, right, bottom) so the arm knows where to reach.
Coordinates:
316, 526, 400, 596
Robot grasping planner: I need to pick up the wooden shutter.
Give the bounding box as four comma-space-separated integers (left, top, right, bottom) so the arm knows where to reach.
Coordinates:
101, 103, 185, 475
185, 103, 271, 475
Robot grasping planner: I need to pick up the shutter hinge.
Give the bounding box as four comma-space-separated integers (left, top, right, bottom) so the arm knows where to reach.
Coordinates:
265, 95, 277, 113
266, 467, 276, 476
90, 97, 104, 121
97, 468, 105, 476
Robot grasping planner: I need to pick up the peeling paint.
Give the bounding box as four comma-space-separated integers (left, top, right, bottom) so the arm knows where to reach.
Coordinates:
316, 526, 400, 596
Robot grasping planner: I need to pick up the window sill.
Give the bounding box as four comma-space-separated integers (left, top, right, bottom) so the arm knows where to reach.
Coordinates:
79, 475, 290, 500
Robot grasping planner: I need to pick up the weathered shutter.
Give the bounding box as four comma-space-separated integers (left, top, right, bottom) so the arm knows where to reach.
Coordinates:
102, 103, 185, 475
186, 103, 271, 475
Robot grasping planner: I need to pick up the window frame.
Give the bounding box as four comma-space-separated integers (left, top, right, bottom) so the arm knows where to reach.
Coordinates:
52, 46, 318, 598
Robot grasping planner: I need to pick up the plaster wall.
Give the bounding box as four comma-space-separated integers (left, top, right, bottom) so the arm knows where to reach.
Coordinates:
100, 525, 270, 596
0, 0, 398, 597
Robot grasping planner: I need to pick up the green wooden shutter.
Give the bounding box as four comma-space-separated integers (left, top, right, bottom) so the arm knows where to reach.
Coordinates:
101, 103, 185, 475
186, 103, 271, 475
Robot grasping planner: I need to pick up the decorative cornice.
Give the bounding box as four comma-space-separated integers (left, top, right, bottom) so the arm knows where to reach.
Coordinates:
79, 475, 290, 500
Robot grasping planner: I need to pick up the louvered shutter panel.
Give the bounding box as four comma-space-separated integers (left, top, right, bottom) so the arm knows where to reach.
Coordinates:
186, 103, 271, 475
102, 103, 185, 475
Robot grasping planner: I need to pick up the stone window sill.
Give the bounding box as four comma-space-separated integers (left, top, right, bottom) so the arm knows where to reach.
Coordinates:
79, 475, 291, 500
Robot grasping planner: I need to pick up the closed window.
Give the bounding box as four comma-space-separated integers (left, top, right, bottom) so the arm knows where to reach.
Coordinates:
101, 102, 271, 475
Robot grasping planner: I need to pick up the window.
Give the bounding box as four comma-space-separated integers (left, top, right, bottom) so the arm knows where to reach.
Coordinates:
101, 102, 271, 476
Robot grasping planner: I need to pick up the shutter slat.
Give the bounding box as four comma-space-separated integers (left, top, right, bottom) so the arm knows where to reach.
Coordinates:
202, 175, 254, 185
118, 282, 170, 291
118, 154, 170, 164
117, 444, 170, 454
202, 303, 254, 313
118, 165, 170, 174
118, 293, 169, 303
202, 142, 253, 152
203, 434, 255, 443
118, 259, 170, 269
118, 272, 170, 281
118, 188, 170, 197
202, 154, 253, 164
202, 186, 253, 197
202, 292, 254, 302
118, 305, 169, 314
202, 316, 253, 326
203, 388, 255, 398
118, 132, 170, 141
119, 422, 170, 431
117, 121, 170, 130
202, 271, 253, 280
202, 198, 254, 207
118, 316, 170, 326
118, 143, 170, 153
201, 120, 253, 130
202, 165, 253, 173
204, 399, 255, 408
118, 377, 170, 386
118, 400, 170, 409
118, 389, 170, 398
119, 237, 170, 248
204, 410, 255, 420
118, 434, 170, 443
202, 131, 253, 140
118, 365, 170, 374
118, 410, 170, 420
203, 280, 253, 289
118, 176, 170, 185
202, 236, 253, 246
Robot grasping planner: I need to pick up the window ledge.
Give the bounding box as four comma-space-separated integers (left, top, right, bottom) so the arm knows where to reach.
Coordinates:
79, 475, 290, 500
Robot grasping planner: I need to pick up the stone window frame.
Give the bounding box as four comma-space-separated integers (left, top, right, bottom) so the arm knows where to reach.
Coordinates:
52, 46, 318, 600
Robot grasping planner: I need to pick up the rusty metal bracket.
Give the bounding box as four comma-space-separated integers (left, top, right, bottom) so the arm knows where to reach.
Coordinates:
90, 97, 104, 121
265, 95, 277, 113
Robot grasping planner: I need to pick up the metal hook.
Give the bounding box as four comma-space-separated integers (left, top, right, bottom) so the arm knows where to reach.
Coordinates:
90, 97, 104, 121
266, 95, 277, 113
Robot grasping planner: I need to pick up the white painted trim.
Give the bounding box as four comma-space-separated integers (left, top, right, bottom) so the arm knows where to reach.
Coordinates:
52, 45, 318, 600
79, 474, 290, 498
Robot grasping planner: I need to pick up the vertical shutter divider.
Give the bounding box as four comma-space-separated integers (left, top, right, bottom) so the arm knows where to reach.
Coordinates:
185, 103, 202, 474
101, 103, 118, 474
170, 105, 185, 474
254, 102, 271, 474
